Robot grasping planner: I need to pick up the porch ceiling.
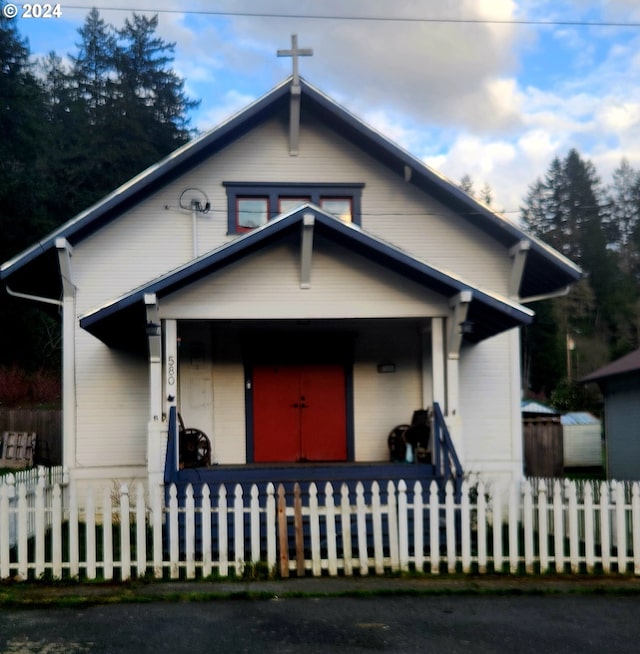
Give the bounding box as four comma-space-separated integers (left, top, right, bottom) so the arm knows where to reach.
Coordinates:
79, 205, 533, 354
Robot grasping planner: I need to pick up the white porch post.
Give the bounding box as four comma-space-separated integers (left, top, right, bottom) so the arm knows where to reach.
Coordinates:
443, 291, 473, 463
419, 322, 433, 410
56, 239, 76, 472
431, 318, 446, 410
145, 294, 165, 487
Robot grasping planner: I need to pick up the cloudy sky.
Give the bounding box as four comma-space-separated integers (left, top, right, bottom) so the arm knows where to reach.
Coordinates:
11, 0, 640, 218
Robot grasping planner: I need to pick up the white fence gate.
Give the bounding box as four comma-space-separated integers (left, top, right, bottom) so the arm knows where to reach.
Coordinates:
1, 473, 639, 581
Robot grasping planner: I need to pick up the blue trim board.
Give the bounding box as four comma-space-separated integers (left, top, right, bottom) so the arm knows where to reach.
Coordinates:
79, 205, 533, 352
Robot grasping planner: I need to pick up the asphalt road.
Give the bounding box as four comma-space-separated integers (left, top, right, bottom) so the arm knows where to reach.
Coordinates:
1, 594, 640, 653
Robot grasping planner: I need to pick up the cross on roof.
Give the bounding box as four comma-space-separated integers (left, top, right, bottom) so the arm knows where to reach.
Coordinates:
277, 34, 313, 85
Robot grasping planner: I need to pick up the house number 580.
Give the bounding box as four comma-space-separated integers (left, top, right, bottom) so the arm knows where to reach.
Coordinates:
167, 355, 176, 385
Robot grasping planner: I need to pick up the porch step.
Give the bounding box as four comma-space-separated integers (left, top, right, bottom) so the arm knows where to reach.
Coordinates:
165, 470, 449, 563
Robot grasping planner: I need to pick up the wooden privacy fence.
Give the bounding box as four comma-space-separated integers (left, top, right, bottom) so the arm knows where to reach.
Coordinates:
1, 475, 640, 581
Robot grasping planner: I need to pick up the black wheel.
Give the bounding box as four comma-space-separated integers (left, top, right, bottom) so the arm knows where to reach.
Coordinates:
180, 428, 211, 467
387, 424, 410, 462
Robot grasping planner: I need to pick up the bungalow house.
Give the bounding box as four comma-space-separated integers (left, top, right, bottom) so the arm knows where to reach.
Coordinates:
0, 47, 582, 501
581, 348, 640, 480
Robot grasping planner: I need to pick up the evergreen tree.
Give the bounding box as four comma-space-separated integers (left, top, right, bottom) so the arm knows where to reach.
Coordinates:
522, 149, 639, 401
607, 158, 640, 278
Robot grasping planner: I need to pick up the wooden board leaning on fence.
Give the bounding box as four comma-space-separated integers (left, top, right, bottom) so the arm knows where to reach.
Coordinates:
0, 432, 36, 469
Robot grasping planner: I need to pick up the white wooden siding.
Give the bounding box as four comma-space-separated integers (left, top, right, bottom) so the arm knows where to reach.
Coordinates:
459, 332, 519, 471
159, 236, 449, 320
74, 332, 148, 468
74, 114, 512, 316
352, 322, 423, 461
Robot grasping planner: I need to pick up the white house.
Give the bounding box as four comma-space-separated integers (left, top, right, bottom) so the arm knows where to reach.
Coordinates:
0, 63, 582, 499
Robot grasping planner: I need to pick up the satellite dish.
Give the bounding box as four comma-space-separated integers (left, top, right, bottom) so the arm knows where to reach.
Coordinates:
179, 188, 210, 213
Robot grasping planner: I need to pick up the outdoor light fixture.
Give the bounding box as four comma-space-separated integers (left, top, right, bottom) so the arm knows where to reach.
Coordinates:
146, 321, 161, 337
377, 360, 396, 374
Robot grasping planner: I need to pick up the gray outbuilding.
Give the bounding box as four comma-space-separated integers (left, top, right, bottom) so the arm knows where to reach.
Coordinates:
581, 349, 640, 480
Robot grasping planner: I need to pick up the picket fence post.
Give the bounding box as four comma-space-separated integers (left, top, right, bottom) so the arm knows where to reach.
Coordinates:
508, 481, 519, 574
476, 481, 487, 574
460, 480, 471, 573
553, 480, 564, 573
309, 483, 321, 577
324, 482, 338, 577
234, 484, 245, 575
371, 482, 383, 575
201, 484, 212, 578
537, 480, 549, 572
266, 483, 277, 574
600, 482, 611, 574
218, 484, 229, 577
34, 476, 45, 578
429, 480, 440, 574
523, 480, 534, 574
567, 480, 579, 573
445, 482, 456, 573
185, 484, 195, 580
340, 483, 353, 576
135, 482, 147, 578
0, 481, 10, 580
85, 488, 97, 580
491, 485, 502, 573
168, 484, 179, 579
413, 481, 425, 573
250, 484, 261, 565
355, 482, 368, 576
584, 482, 595, 573
614, 482, 627, 573
387, 481, 400, 572
397, 480, 409, 572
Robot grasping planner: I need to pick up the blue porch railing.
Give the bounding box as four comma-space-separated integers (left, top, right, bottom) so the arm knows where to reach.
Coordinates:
431, 402, 463, 499
165, 403, 462, 495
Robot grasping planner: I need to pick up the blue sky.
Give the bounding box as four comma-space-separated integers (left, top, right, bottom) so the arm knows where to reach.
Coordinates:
10, 0, 640, 217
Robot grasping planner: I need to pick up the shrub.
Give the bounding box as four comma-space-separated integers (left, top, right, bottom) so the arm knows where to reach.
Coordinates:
0, 366, 61, 407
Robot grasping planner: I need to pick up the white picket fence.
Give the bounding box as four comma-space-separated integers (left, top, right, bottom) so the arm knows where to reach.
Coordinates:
0, 466, 66, 550
1, 473, 640, 581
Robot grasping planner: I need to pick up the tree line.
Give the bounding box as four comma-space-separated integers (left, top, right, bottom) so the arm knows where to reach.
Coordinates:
1, 10, 638, 412
521, 150, 640, 411
0, 9, 197, 378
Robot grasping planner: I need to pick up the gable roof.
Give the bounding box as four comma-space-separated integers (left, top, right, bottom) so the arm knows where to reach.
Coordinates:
80, 205, 534, 354
1, 75, 582, 301
581, 348, 640, 384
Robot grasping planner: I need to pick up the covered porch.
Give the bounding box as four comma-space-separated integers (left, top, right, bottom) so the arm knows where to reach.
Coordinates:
77, 206, 534, 492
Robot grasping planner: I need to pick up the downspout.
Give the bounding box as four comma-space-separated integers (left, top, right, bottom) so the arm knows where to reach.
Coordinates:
7, 242, 77, 471
56, 238, 76, 472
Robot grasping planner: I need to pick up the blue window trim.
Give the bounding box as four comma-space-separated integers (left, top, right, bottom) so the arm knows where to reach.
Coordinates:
224, 182, 364, 234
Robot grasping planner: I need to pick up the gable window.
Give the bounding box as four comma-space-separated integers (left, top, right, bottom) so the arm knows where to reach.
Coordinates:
320, 198, 352, 223
237, 197, 269, 232
224, 182, 364, 234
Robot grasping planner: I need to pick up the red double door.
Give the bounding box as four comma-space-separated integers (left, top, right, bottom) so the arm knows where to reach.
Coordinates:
252, 364, 347, 462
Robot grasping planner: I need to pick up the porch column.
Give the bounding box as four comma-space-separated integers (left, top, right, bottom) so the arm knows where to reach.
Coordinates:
419, 321, 433, 410
445, 291, 472, 463
56, 239, 76, 472
145, 294, 164, 486
431, 318, 446, 410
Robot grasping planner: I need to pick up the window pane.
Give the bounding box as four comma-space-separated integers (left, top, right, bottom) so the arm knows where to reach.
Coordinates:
237, 198, 268, 230
279, 197, 311, 214
321, 198, 352, 223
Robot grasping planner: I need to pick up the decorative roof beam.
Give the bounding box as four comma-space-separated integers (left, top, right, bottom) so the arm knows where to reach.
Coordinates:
448, 290, 472, 358
509, 240, 530, 299
300, 213, 315, 288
